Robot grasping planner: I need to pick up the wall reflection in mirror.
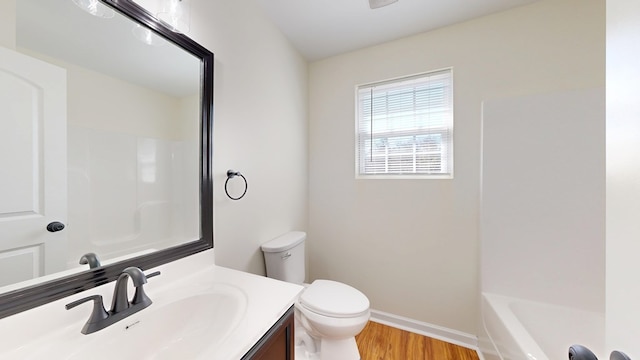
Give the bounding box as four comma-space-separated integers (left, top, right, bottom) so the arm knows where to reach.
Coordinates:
0, 0, 202, 289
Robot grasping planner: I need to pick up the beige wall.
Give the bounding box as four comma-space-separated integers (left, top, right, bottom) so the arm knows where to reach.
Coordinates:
135, 0, 308, 275
308, 0, 604, 333
66, 62, 184, 139
0, 0, 16, 49
17, 48, 192, 140
185, 1, 309, 274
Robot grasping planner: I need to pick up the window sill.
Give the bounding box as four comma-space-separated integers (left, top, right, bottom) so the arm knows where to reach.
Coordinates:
355, 174, 453, 180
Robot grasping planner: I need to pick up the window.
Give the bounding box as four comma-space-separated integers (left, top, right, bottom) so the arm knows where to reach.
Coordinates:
356, 69, 453, 178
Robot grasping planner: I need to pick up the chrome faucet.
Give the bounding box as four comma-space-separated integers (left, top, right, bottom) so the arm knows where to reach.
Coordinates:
66, 267, 160, 335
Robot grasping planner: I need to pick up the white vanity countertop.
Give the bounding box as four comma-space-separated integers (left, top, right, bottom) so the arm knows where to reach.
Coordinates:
152, 263, 304, 359
0, 251, 303, 360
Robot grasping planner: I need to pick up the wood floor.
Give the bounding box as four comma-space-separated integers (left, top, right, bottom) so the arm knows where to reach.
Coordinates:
355, 321, 480, 360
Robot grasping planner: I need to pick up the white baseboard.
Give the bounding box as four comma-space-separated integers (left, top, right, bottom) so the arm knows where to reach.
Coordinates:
369, 309, 482, 357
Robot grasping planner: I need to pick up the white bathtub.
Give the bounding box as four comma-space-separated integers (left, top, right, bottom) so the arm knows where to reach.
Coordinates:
481, 293, 604, 360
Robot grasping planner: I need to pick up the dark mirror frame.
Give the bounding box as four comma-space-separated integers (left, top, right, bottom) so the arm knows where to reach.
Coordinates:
0, 0, 214, 319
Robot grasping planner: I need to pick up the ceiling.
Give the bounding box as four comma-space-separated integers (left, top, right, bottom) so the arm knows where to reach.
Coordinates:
254, 0, 540, 61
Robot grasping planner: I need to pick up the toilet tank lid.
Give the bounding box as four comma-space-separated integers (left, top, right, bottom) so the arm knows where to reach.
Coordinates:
261, 231, 306, 252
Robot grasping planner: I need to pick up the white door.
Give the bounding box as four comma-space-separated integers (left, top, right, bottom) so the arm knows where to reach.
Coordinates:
607, 0, 640, 357
0, 46, 67, 287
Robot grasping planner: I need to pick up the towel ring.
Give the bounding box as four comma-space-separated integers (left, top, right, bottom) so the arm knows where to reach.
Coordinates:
225, 170, 248, 200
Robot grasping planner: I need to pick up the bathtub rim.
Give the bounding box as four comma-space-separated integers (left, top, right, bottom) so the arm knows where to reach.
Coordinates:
481, 292, 549, 360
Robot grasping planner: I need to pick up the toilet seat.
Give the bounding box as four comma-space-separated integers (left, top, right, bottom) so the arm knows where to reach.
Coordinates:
299, 280, 370, 318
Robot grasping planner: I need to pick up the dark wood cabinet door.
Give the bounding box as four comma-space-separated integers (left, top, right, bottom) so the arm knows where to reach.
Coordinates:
242, 305, 295, 360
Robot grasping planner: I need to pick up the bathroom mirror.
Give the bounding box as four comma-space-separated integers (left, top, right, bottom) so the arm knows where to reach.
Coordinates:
0, 0, 213, 318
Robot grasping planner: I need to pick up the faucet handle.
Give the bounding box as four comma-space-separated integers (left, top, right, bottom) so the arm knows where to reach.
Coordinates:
146, 270, 161, 279
65, 295, 109, 335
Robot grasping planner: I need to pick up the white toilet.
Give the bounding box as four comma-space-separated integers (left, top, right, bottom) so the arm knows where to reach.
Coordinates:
261, 231, 370, 360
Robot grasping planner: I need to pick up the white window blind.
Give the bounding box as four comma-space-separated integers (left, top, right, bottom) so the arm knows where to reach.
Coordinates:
356, 69, 453, 178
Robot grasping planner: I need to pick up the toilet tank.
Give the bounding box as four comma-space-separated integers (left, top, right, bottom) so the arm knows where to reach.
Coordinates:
261, 231, 306, 284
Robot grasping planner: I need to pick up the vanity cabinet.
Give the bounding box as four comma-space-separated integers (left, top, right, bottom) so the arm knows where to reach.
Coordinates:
242, 306, 295, 360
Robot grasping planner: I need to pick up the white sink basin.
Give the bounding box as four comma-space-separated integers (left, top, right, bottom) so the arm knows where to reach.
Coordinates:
0, 260, 303, 360
4, 283, 248, 359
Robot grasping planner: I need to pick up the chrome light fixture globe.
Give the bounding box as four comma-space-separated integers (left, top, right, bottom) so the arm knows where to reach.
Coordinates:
157, 0, 191, 34
71, 0, 115, 18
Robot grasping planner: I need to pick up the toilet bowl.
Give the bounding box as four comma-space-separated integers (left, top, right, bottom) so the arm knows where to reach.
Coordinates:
296, 280, 370, 360
261, 232, 370, 360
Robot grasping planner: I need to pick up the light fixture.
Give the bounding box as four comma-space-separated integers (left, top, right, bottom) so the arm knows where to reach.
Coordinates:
368, 0, 399, 9
71, 0, 115, 18
157, 0, 191, 34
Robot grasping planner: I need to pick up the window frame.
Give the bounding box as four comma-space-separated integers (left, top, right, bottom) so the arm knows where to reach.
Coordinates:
354, 68, 454, 180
